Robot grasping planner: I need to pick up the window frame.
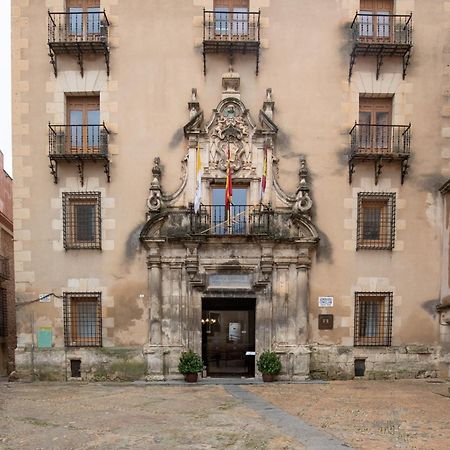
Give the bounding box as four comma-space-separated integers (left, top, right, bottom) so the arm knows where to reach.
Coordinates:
357, 192, 395, 250
354, 291, 393, 346
63, 292, 102, 347
63, 192, 102, 250
66, 0, 101, 38
66, 95, 101, 155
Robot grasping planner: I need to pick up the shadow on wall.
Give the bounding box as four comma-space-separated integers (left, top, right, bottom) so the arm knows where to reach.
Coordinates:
125, 222, 145, 261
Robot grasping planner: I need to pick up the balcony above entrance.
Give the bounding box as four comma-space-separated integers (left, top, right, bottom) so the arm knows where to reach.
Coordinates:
202, 9, 261, 75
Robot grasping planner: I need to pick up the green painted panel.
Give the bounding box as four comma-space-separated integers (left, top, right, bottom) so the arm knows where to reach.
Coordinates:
37, 327, 52, 348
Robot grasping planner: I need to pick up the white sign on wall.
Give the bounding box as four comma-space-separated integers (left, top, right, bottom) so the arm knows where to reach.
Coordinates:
318, 296, 334, 307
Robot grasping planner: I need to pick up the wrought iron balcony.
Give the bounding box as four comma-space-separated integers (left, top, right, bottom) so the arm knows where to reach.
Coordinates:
48, 123, 110, 185
349, 13, 412, 80
202, 9, 260, 75
48, 11, 110, 77
0, 256, 9, 281
349, 123, 411, 185
191, 204, 271, 236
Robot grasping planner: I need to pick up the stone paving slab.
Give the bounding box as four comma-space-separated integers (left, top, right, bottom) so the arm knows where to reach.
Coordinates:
224, 385, 353, 450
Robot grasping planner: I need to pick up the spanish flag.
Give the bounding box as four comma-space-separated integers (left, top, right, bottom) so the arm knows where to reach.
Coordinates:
194, 143, 203, 213
225, 144, 233, 217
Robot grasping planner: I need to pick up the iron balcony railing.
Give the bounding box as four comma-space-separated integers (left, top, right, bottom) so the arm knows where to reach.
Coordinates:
350, 124, 411, 157
49, 124, 109, 157
191, 204, 271, 236
48, 11, 109, 44
0, 256, 9, 281
351, 13, 412, 46
203, 10, 260, 42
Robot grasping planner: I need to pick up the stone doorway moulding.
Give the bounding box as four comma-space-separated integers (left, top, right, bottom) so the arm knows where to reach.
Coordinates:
140, 69, 319, 380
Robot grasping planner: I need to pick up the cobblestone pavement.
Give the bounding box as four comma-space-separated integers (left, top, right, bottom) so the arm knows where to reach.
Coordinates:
0, 379, 448, 450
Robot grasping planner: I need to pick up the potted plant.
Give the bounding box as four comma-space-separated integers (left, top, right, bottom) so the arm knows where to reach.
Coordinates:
257, 350, 282, 382
178, 350, 203, 382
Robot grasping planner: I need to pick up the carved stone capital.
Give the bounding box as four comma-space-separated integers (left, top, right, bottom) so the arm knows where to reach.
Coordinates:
297, 249, 311, 270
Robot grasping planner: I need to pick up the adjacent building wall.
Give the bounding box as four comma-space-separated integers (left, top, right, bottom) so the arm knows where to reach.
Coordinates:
0, 150, 15, 376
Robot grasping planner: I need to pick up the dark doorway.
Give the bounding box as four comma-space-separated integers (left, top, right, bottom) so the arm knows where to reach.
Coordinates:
202, 297, 255, 377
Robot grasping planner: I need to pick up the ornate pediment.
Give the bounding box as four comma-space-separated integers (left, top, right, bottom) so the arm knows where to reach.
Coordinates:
141, 69, 318, 250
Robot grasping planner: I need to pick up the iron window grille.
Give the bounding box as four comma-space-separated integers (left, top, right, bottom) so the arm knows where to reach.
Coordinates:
357, 192, 395, 250
63, 292, 102, 347
63, 192, 101, 250
0, 288, 6, 338
354, 292, 393, 346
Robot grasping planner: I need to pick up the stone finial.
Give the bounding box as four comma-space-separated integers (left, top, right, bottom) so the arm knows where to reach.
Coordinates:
263, 88, 274, 119
222, 65, 240, 100
293, 156, 313, 215
152, 157, 161, 181
298, 156, 309, 190
147, 157, 162, 214
188, 88, 200, 119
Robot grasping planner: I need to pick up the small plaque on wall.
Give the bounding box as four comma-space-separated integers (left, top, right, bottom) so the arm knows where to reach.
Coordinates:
318, 314, 334, 330
318, 296, 333, 307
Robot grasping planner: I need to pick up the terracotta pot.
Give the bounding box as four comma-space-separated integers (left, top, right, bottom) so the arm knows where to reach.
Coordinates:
262, 373, 275, 382
184, 373, 198, 383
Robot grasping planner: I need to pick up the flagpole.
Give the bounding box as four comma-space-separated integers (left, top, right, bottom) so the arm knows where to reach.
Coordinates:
225, 140, 233, 234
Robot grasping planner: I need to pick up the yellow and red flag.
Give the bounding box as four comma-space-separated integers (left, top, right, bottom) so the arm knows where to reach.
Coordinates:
194, 142, 203, 213
260, 143, 267, 201
225, 144, 233, 216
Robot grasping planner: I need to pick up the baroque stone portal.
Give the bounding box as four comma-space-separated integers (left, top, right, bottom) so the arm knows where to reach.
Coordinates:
140, 70, 319, 380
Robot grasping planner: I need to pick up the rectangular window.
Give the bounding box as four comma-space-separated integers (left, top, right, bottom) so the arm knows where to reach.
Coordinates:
214, 0, 249, 36
64, 292, 102, 347
63, 192, 101, 250
67, 0, 101, 38
66, 95, 100, 155
211, 185, 248, 234
359, 97, 392, 151
354, 292, 393, 346
359, 1, 393, 41
357, 192, 395, 250
0, 288, 6, 338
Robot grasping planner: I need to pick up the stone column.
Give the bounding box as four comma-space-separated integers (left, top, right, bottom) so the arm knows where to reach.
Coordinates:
145, 243, 164, 379
256, 243, 274, 353
184, 242, 203, 355
148, 246, 162, 345
296, 248, 311, 345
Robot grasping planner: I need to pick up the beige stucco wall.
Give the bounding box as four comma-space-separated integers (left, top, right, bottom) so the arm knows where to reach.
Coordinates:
12, 0, 449, 379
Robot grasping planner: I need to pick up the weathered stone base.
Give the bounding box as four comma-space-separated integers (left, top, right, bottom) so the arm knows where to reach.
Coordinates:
15, 347, 147, 381
274, 345, 311, 380
143, 344, 184, 380
310, 345, 442, 380
14, 344, 446, 381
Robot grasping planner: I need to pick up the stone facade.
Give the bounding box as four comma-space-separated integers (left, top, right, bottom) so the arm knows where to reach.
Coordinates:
11, 0, 449, 381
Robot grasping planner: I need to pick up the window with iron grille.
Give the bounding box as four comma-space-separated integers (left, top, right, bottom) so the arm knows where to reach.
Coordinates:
0, 288, 6, 337
63, 192, 101, 250
357, 192, 395, 250
354, 292, 393, 346
63, 292, 102, 347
